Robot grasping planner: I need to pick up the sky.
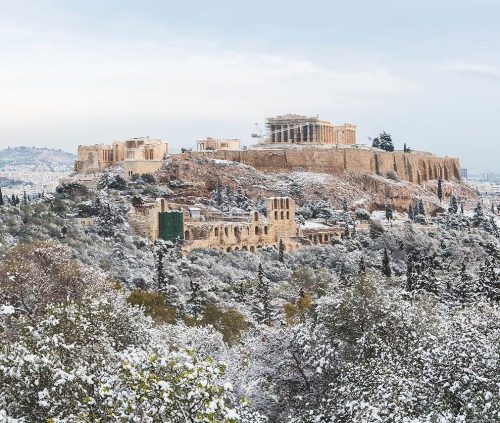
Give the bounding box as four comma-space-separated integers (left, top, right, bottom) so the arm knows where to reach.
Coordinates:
0, 0, 499, 173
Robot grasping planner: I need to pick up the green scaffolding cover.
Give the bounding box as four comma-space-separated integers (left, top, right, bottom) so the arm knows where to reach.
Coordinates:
159, 211, 184, 242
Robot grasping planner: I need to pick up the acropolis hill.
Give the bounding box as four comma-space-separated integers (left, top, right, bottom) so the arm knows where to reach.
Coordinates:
75, 114, 461, 184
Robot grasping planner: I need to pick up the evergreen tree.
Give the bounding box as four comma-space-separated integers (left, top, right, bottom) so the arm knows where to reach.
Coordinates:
278, 239, 285, 263
343, 222, 350, 239
11, 194, 16, 205
437, 179, 443, 203
155, 241, 167, 293
187, 280, 203, 320
406, 254, 416, 292
408, 204, 414, 221
372, 137, 381, 148
378, 131, 395, 152
473, 202, 485, 227
339, 262, 350, 285
255, 264, 272, 325
235, 185, 246, 208
448, 193, 458, 214
460, 201, 464, 215
215, 180, 223, 206
358, 257, 366, 276
382, 247, 392, 278
478, 257, 500, 302
351, 219, 356, 238
418, 199, 425, 216
0, 188, 4, 206
15, 195, 20, 206
385, 203, 393, 225
23, 190, 28, 205
342, 198, 348, 212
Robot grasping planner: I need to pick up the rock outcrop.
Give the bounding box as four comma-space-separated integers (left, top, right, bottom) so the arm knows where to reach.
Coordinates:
179, 146, 460, 184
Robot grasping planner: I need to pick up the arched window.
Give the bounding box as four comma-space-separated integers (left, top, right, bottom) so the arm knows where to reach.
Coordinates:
255, 226, 259, 235
250, 246, 255, 253
264, 226, 268, 235
224, 227, 229, 237
184, 230, 190, 240
254, 212, 259, 221
281, 211, 284, 220
234, 227, 239, 236
274, 199, 278, 209
274, 211, 278, 220
214, 227, 219, 236
286, 211, 290, 219
286, 198, 290, 208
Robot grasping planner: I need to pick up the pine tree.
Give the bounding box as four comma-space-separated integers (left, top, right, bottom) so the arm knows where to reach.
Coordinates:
382, 247, 392, 278
358, 257, 366, 276
437, 179, 443, 203
378, 131, 395, 152
0, 188, 3, 206
339, 262, 349, 285
15, 195, 20, 206
278, 239, 285, 263
155, 241, 167, 293
23, 191, 28, 205
385, 203, 393, 225
187, 281, 203, 320
408, 204, 414, 221
448, 193, 458, 214
418, 199, 425, 216
11, 194, 16, 205
215, 180, 223, 206
403, 142, 407, 153
473, 202, 485, 227
343, 222, 350, 239
406, 254, 416, 292
460, 201, 464, 215
478, 257, 500, 302
255, 264, 272, 325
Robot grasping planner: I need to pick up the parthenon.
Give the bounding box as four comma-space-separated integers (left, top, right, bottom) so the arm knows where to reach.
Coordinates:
265, 114, 356, 145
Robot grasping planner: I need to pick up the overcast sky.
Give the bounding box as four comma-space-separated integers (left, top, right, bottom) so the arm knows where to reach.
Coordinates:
1, 0, 499, 172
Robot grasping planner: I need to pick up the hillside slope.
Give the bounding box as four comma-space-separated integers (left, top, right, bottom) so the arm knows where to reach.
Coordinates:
0, 146, 75, 171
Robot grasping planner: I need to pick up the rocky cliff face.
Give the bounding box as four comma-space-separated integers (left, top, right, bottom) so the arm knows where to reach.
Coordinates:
159, 156, 475, 215
180, 146, 460, 184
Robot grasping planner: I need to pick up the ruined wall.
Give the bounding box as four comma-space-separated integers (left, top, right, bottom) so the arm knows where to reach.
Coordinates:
179, 148, 460, 183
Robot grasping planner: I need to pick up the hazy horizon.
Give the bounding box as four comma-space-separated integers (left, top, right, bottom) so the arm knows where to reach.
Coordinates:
1, 0, 500, 173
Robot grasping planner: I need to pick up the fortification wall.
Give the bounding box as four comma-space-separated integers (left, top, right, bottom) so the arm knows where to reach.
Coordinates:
179, 147, 460, 183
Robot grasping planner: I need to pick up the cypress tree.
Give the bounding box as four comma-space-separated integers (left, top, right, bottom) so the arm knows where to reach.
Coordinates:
448, 194, 458, 214
437, 179, 443, 203
0, 188, 3, 206
342, 198, 348, 212
358, 257, 366, 276
408, 204, 414, 221
155, 241, 167, 292
256, 264, 272, 325
382, 247, 392, 278
187, 281, 203, 320
418, 199, 425, 216
278, 239, 285, 263
385, 203, 393, 225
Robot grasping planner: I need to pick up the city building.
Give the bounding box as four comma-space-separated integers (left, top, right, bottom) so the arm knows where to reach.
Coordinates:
196, 137, 241, 152
75, 137, 168, 177
265, 114, 356, 145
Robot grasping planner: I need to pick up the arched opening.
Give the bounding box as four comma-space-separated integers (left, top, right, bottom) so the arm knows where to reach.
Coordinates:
318, 234, 323, 243
254, 211, 259, 221
286, 198, 290, 208
280, 198, 284, 208
286, 211, 290, 219
264, 226, 268, 235
281, 211, 284, 220
274, 211, 278, 220
308, 235, 313, 241
226, 247, 232, 252
254, 226, 259, 235
214, 227, 219, 236
242, 246, 248, 251
250, 246, 255, 253
235, 247, 240, 251
224, 227, 229, 237
274, 198, 278, 209
234, 227, 239, 236
184, 230, 191, 240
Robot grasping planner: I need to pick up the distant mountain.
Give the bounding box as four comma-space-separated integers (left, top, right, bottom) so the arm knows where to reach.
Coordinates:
0, 146, 75, 171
